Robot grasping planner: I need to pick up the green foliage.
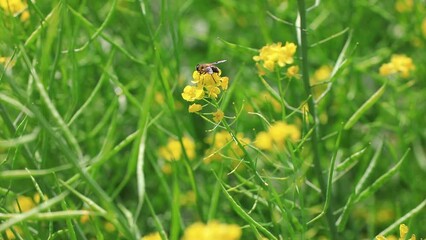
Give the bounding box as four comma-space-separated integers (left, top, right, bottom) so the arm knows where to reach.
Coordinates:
1, 0, 425, 239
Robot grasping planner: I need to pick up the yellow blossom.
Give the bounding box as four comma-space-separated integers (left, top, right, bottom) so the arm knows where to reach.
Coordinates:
376, 223, 416, 240
253, 42, 297, 71
220, 76, 229, 90
311, 65, 332, 99
206, 85, 221, 99
212, 109, 224, 123
0, 56, 16, 69
379, 54, 415, 78
422, 18, 426, 38
182, 221, 242, 240
180, 191, 196, 206
104, 222, 116, 232
5, 226, 23, 239
14, 195, 36, 212
255, 121, 300, 151
182, 85, 204, 102
395, 0, 413, 13
0, 0, 30, 21
204, 131, 251, 163
254, 131, 273, 150
141, 232, 162, 240
158, 137, 196, 161
258, 91, 281, 112
286, 65, 300, 79
188, 103, 202, 113
154, 92, 164, 105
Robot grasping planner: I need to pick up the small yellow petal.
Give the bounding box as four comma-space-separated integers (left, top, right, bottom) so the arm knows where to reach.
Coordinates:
188, 103, 202, 113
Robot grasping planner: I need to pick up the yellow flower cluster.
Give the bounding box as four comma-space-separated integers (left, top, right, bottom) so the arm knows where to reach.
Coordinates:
141, 221, 241, 240
158, 136, 196, 161
379, 54, 415, 78
254, 121, 300, 151
376, 224, 416, 240
204, 131, 250, 164
182, 68, 229, 123
253, 42, 297, 73
182, 71, 229, 103
182, 221, 242, 240
0, 0, 30, 21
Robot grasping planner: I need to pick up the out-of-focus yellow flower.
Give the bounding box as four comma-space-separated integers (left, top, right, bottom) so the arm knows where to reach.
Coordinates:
5, 226, 23, 239
310, 65, 332, 99
253, 42, 297, 71
422, 18, 426, 38
376, 223, 416, 240
0, 0, 30, 21
104, 222, 116, 232
14, 195, 36, 212
182, 221, 242, 240
395, 0, 413, 13
379, 54, 415, 78
254, 121, 300, 151
188, 103, 203, 113
204, 131, 251, 163
80, 211, 90, 224
182, 86, 204, 102
212, 109, 224, 123
180, 190, 196, 206
158, 136, 196, 161
286, 65, 300, 79
254, 131, 272, 150
154, 92, 164, 105
141, 232, 162, 240
258, 91, 281, 112
0, 56, 16, 69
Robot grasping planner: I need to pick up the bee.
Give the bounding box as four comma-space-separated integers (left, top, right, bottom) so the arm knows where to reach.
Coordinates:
196, 60, 227, 75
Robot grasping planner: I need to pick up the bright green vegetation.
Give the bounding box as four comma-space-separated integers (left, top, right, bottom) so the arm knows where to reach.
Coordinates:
1, 0, 425, 239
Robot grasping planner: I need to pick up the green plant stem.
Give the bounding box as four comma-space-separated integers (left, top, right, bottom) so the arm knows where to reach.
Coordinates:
296, 0, 337, 238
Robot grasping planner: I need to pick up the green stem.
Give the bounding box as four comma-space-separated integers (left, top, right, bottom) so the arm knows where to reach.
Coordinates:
296, 0, 337, 238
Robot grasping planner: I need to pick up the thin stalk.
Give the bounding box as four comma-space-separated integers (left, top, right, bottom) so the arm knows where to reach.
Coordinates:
296, 0, 337, 238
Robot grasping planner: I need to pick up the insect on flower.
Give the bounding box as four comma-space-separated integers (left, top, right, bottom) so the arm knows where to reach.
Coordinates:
196, 60, 227, 75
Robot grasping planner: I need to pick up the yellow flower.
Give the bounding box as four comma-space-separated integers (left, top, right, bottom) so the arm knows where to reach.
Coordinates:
220, 76, 229, 90
376, 223, 416, 240
141, 232, 162, 240
422, 18, 426, 38
14, 195, 36, 212
379, 54, 415, 78
253, 42, 297, 71
180, 190, 196, 206
183, 69, 230, 111
395, 0, 413, 13
212, 109, 224, 123
182, 221, 242, 240
182, 85, 205, 102
158, 137, 196, 161
379, 63, 397, 76
255, 121, 300, 151
0, 0, 30, 21
188, 103, 202, 113
104, 222, 116, 232
254, 131, 273, 150
310, 65, 332, 99
5, 226, 23, 239
286, 65, 300, 79
206, 85, 221, 99
204, 131, 251, 163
